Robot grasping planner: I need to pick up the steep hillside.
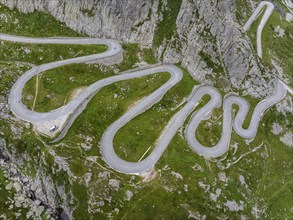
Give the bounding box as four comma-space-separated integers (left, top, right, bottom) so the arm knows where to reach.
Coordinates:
0, 1, 292, 219
1, 0, 291, 97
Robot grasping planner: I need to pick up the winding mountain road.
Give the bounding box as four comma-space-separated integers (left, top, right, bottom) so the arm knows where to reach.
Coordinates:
185, 80, 286, 158
243, 1, 274, 58
1, 26, 287, 174
1, 33, 122, 123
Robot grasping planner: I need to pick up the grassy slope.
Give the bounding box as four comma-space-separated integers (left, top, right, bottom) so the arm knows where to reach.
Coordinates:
231, 9, 293, 218
114, 67, 196, 161
249, 11, 293, 74
21, 44, 158, 112
0, 2, 292, 220
0, 41, 107, 66
0, 3, 104, 219
22, 64, 114, 112
119, 100, 293, 219
259, 11, 293, 84
153, 0, 182, 49
236, 1, 293, 85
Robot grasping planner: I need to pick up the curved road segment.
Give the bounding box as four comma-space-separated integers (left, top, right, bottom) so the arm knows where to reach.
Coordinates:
2, 31, 287, 174
243, 1, 274, 58
1, 33, 122, 123
185, 80, 286, 158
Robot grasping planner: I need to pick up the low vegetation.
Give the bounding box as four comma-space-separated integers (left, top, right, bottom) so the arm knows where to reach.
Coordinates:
153, 0, 182, 49
0, 41, 107, 66
0, 2, 292, 220
247, 8, 293, 86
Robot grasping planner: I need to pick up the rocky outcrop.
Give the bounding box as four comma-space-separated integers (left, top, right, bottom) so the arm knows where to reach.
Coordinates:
0, 139, 55, 219
165, 0, 282, 98
0, 0, 158, 47
0, 135, 74, 219
0, 64, 73, 220
0, 0, 276, 97
1, 0, 277, 97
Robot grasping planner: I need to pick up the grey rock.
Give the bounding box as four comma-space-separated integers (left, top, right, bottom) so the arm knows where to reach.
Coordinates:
109, 179, 120, 191
280, 132, 293, 147
125, 190, 133, 201
0, 0, 274, 97
5, 182, 13, 190
272, 122, 283, 135
35, 205, 45, 216
13, 181, 22, 192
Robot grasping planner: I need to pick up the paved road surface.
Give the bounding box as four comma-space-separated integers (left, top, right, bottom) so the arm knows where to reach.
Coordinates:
0, 33, 121, 123
1, 31, 287, 174
243, 1, 274, 58
185, 79, 286, 158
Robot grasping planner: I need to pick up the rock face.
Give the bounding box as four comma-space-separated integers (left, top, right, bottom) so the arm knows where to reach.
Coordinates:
0, 138, 57, 219
0, 0, 158, 46
0, 0, 276, 97
164, 0, 262, 89
1, 0, 290, 113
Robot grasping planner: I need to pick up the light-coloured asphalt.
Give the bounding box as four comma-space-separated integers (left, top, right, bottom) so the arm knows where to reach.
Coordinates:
2, 31, 287, 174
185, 79, 286, 158
243, 1, 274, 58
1, 33, 121, 123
